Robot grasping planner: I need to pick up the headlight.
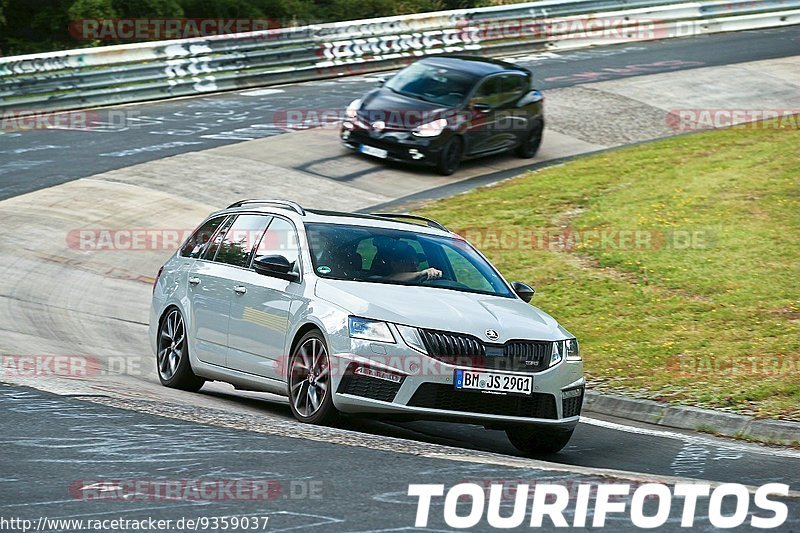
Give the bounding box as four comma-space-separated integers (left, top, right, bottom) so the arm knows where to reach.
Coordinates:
348, 316, 395, 343
345, 99, 361, 119
412, 118, 447, 137
396, 325, 428, 354
549, 341, 563, 367
565, 338, 581, 361
550, 338, 580, 366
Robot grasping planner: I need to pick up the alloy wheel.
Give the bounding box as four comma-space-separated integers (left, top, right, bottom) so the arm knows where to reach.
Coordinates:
289, 337, 331, 418
157, 309, 184, 382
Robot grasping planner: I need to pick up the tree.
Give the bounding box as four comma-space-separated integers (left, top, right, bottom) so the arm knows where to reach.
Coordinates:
111, 0, 184, 18
68, 0, 117, 19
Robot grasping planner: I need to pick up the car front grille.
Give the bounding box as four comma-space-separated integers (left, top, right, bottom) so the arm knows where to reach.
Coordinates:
337, 364, 403, 403
419, 329, 485, 357
408, 383, 558, 419
418, 328, 552, 373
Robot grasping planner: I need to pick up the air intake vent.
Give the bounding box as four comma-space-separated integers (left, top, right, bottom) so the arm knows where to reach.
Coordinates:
336, 364, 403, 403
409, 383, 558, 419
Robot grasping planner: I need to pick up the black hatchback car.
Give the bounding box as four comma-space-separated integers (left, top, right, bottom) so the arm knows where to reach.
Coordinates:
340, 56, 544, 175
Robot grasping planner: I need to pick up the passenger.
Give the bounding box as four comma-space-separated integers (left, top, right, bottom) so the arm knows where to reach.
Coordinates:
384, 242, 442, 282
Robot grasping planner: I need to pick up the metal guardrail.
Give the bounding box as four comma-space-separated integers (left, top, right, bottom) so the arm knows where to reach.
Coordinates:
0, 0, 798, 113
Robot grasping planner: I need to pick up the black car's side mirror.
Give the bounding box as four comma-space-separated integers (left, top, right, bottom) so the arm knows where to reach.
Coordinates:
511, 281, 535, 303
254, 255, 299, 282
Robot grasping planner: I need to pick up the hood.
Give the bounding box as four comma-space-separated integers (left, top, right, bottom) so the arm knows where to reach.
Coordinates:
315, 279, 563, 343
357, 88, 450, 129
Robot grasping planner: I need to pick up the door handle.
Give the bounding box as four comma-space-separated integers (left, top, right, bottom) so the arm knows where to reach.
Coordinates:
233, 286, 247, 295
188, 277, 201, 286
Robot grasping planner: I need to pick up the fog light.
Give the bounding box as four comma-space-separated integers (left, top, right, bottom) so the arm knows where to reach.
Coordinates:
562, 387, 583, 399
409, 148, 424, 160
354, 366, 403, 383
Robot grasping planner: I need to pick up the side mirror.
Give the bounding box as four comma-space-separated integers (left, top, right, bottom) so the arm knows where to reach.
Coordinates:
254, 255, 299, 282
511, 281, 535, 303
471, 102, 491, 114
375, 76, 386, 86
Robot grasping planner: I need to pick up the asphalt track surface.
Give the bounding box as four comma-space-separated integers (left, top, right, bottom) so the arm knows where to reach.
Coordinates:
2, 385, 799, 531
1, 26, 800, 199
1, 27, 800, 531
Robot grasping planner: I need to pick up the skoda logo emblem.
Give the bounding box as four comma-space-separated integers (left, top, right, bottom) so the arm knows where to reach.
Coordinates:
372, 120, 385, 131
485, 329, 499, 341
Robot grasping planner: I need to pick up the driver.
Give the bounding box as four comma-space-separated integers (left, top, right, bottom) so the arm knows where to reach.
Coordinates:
384, 242, 442, 282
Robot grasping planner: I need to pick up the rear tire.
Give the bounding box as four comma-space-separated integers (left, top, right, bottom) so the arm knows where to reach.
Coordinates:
156, 308, 205, 392
506, 426, 574, 455
287, 331, 338, 425
436, 136, 464, 176
515, 118, 544, 158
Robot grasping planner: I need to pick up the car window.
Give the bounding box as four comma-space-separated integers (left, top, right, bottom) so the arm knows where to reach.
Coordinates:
212, 214, 272, 267
201, 215, 236, 260
441, 245, 494, 293
305, 223, 513, 297
498, 74, 527, 104
254, 217, 301, 272
385, 61, 480, 106
360, 236, 429, 273
180, 216, 227, 258
473, 77, 502, 108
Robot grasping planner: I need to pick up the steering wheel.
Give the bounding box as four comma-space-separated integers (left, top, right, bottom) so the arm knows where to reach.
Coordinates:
421, 278, 471, 290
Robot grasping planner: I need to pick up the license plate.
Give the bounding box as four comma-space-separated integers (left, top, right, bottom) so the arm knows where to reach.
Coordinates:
454, 369, 532, 395
360, 144, 388, 159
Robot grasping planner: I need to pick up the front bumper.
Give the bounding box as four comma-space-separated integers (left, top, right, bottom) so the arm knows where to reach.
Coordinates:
340, 122, 448, 166
329, 348, 584, 429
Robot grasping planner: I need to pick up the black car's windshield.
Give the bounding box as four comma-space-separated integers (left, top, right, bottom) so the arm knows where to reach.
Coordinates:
305, 223, 514, 297
385, 62, 480, 107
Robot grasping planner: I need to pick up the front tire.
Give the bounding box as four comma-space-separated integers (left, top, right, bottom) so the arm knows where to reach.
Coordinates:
506, 426, 574, 455
156, 308, 205, 392
515, 118, 544, 158
436, 136, 464, 176
287, 331, 338, 425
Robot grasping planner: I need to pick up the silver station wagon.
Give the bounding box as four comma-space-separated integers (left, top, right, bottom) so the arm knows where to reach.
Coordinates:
150, 200, 584, 454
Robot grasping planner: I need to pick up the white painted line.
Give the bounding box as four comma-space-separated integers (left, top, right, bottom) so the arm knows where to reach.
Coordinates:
580, 416, 800, 459
239, 88, 285, 96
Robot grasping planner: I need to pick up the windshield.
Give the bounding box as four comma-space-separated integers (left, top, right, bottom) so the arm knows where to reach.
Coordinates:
305, 223, 514, 298
385, 61, 480, 107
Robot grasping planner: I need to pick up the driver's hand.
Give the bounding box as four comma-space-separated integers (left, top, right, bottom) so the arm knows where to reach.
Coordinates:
420, 267, 442, 280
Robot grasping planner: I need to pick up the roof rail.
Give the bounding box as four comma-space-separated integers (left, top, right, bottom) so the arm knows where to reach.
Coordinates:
370, 213, 449, 232
226, 199, 306, 215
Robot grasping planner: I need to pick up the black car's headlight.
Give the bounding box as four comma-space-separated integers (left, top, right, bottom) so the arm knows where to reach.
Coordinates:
345, 99, 361, 119
550, 338, 580, 367
412, 118, 447, 137
348, 316, 395, 343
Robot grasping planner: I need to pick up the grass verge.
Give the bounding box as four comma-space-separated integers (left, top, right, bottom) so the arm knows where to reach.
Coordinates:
417, 119, 800, 420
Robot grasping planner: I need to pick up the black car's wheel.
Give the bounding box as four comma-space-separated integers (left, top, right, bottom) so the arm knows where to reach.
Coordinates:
515, 118, 544, 158
436, 136, 464, 176
288, 331, 338, 425
506, 425, 574, 455
156, 308, 205, 391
